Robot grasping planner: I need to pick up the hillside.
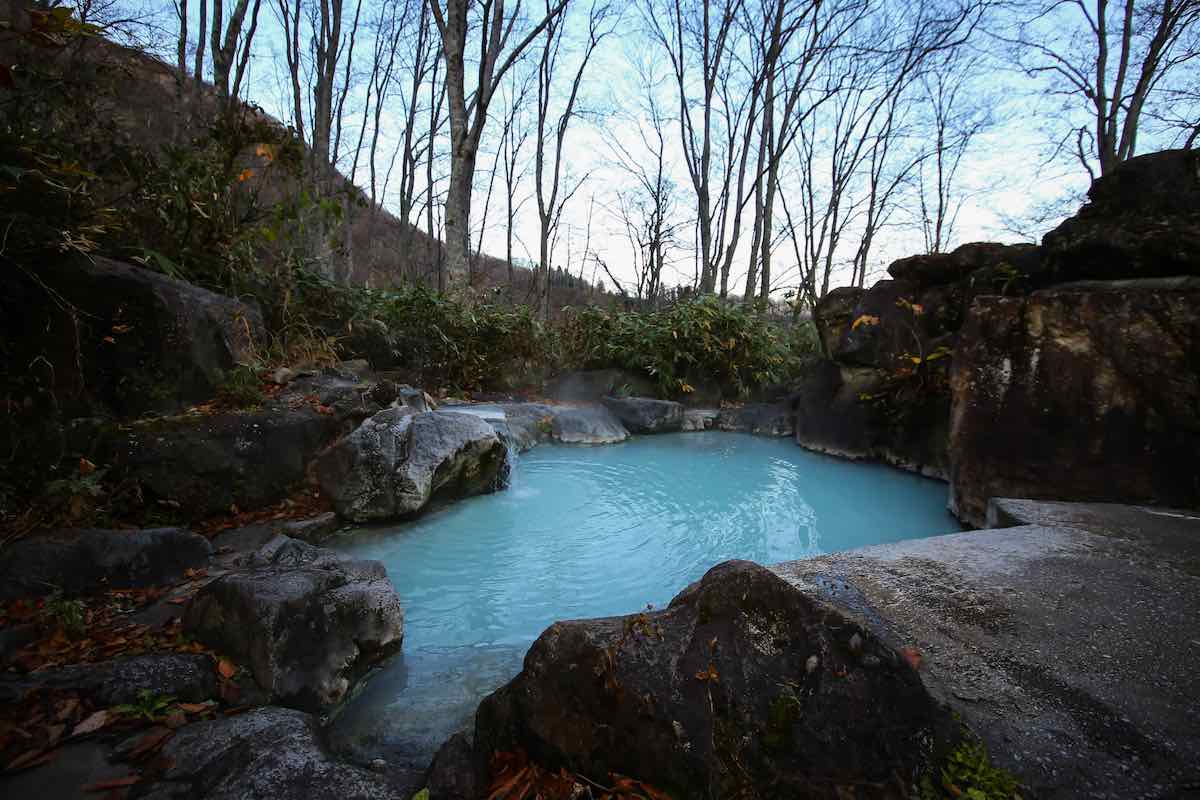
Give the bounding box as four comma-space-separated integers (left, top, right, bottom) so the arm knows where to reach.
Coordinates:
0, 1, 600, 306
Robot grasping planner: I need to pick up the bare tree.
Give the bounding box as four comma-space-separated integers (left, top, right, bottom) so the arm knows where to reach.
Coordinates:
498, 67, 535, 297
210, 0, 263, 107
1005, 0, 1200, 178
917, 52, 992, 253
643, 0, 743, 294
429, 0, 570, 289
533, 0, 612, 317
606, 67, 685, 305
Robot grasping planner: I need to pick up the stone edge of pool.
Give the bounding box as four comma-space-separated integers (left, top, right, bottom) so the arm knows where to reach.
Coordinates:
772, 497, 1200, 799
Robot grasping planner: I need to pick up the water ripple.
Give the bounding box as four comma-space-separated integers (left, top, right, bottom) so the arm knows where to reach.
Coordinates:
329, 431, 956, 767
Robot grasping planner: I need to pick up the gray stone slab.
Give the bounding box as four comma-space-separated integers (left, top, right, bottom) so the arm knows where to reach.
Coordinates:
772, 500, 1200, 800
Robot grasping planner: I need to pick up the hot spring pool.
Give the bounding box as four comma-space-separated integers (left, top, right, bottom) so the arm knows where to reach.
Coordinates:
328, 431, 957, 765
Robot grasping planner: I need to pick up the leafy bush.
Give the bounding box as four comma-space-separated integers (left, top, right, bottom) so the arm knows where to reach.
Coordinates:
557, 297, 811, 398
273, 273, 811, 399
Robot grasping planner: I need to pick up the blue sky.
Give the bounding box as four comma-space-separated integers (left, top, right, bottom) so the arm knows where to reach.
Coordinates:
119, 0, 1194, 297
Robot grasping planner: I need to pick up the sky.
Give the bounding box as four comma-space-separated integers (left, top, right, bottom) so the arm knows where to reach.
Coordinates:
111, 0, 1194, 298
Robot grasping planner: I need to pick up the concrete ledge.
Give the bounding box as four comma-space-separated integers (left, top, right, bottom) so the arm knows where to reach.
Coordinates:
773, 500, 1200, 799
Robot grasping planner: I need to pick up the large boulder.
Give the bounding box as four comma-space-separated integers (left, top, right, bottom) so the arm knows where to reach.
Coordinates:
0, 527, 211, 599
2, 256, 264, 418
317, 409, 509, 522
949, 282, 1200, 526
549, 405, 630, 444
143, 706, 411, 800
474, 560, 950, 799
1042, 149, 1200, 282
109, 405, 340, 518
100, 373, 388, 519
601, 396, 684, 433
183, 535, 404, 712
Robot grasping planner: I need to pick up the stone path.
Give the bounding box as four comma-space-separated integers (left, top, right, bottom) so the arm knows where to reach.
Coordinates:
773, 499, 1200, 800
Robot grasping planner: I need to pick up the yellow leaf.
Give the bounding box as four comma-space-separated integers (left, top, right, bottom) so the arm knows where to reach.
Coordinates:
850, 314, 880, 331
255, 143, 276, 162
236, 168, 254, 183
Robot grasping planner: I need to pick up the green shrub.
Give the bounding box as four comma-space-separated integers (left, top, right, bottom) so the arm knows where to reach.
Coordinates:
557, 297, 806, 398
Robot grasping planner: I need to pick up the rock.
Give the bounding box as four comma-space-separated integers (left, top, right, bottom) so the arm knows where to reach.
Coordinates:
491, 403, 556, 451
284, 373, 387, 427
949, 282, 1200, 526
271, 366, 308, 386
426, 732, 486, 800
601, 396, 684, 434
396, 384, 432, 413
1042, 149, 1200, 282
791, 361, 950, 479
775, 502, 1200, 799
475, 560, 949, 799
317, 410, 509, 522
681, 409, 719, 432
108, 405, 341, 519
813, 286, 864, 357
887, 242, 1042, 287
342, 318, 399, 370
143, 707, 410, 799
545, 369, 658, 403
833, 279, 922, 369
0, 654, 217, 706
792, 361, 883, 461
715, 403, 794, 437
279, 512, 341, 545
0, 527, 211, 599
549, 405, 630, 444
677, 374, 723, 408
2, 255, 264, 417
183, 535, 404, 712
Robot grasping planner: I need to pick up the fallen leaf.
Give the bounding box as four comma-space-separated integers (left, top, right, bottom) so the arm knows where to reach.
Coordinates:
5, 748, 53, 772
78, 457, 97, 475
44, 723, 66, 747
81, 775, 140, 792
900, 646, 923, 671
177, 702, 211, 714
164, 710, 186, 729
71, 710, 110, 737
217, 659, 236, 679
128, 727, 173, 759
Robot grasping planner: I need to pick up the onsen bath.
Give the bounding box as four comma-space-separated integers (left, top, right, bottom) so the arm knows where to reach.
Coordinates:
328, 431, 958, 766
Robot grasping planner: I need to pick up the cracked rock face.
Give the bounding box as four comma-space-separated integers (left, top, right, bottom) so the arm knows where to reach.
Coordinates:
183, 536, 404, 713
317, 409, 509, 523
474, 560, 947, 800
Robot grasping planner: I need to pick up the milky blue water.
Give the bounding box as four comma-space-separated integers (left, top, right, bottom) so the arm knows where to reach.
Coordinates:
328, 432, 957, 766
